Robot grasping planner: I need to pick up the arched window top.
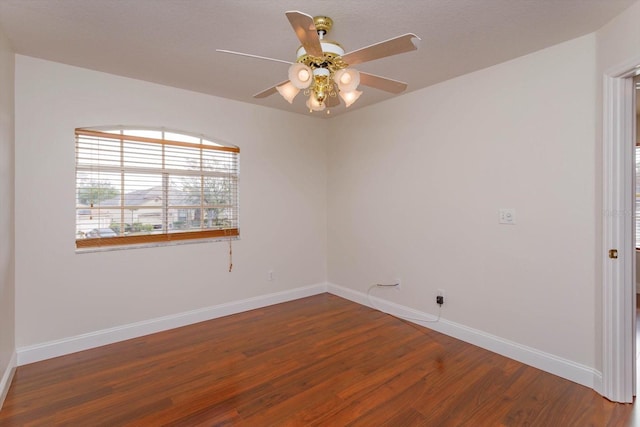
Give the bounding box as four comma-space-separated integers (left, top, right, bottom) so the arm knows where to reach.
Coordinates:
81, 126, 239, 150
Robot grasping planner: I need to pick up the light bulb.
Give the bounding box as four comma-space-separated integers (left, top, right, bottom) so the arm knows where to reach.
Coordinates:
297, 68, 310, 83
288, 63, 313, 89
334, 68, 360, 92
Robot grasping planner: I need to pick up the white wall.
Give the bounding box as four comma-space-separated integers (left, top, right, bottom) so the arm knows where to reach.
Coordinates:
0, 24, 15, 407
327, 35, 598, 368
14, 56, 327, 348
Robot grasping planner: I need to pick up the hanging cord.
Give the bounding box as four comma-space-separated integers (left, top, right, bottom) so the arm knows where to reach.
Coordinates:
228, 232, 233, 272
226, 161, 234, 273
367, 284, 441, 323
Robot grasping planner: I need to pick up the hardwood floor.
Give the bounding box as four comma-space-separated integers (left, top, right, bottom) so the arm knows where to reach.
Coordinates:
0, 293, 637, 426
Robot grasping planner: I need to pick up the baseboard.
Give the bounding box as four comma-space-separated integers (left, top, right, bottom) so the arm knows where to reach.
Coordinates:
17, 283, 328, 366
14, 282, 602, 392
327, 283, 601, 391
0, 350, 17, 410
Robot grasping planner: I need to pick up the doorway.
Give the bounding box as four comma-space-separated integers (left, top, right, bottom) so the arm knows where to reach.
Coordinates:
602, 63, 637, 403
635, 74, 639, 396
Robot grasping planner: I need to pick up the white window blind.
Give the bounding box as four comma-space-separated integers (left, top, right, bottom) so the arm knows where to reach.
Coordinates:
75, 128, 239, 249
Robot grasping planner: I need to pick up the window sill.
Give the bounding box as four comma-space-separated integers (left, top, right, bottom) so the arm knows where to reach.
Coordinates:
76, 235, 239, 254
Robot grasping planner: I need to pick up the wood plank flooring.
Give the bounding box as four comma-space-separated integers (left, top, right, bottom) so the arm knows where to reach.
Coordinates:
0, 293, 637, 426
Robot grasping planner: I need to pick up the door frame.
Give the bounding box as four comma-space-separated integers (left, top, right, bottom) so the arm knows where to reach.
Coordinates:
602, 58, 638, 403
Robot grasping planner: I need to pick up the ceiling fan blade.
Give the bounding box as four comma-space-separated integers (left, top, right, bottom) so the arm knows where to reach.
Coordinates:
285, 11, 323, 58
325, 94, 340, 108
253, 80, 290, 99
359, 72, 408, 94
342, 34, 420, 66
216, 49, 292, 66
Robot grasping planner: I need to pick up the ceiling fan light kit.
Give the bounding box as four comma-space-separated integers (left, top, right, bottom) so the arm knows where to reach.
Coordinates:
275, 81, 299, 104
288, 63, 313, 89
334, 68, 360, 92
306, 94, 326, 112
218, 11, 420, 114
339, 89, 362, 108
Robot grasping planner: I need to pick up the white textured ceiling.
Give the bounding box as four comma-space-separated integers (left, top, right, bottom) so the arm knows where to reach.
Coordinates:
0, 0, 635, 118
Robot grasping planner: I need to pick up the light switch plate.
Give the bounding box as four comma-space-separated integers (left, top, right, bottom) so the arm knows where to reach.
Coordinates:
499, 208, 516, 225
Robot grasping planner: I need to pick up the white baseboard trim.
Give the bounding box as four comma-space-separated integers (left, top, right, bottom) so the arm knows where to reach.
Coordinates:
14, 282, 602, 393
17, 283, 328, 366
327, 283, 602, 391
0, 350, 17, 410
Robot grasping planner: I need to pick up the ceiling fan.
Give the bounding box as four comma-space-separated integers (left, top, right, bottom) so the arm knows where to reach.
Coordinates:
217, 11, 420, 114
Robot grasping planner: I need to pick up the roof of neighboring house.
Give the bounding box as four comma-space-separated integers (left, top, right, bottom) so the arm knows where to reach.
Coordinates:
100, 185, 209, 208
101, 186, 163, 207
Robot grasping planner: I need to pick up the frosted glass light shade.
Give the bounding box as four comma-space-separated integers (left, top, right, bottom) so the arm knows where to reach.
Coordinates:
334, 68, 360, 92
306, 94, 326, 112
276, 82, 300, 104
288, 63, 313, 89
339, 90, 362, 108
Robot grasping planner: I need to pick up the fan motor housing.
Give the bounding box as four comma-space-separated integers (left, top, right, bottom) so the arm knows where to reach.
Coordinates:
313, 16, 333, 34
296, 40, 347, 73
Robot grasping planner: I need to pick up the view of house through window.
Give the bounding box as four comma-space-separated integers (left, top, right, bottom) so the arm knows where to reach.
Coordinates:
75, 128, 239, 250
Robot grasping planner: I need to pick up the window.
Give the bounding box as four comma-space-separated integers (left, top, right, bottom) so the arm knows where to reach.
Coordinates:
76, 128, 239, 250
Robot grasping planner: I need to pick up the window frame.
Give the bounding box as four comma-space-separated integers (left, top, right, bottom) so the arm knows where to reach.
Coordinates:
75, 127, 239, 250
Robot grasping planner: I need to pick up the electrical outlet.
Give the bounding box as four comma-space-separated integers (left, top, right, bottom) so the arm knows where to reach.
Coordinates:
268, 270, 274, 281
436, 289, 445, 305
394, 278, 402, 290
